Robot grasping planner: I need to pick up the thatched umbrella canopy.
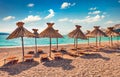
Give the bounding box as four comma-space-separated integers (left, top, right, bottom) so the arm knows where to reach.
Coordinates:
7, 22, 34, 61
106, 27, 119, 46
68, 25, 87, 49
39, 23, 61, 57
90, 26, 107, 47
32, 29, 40, 53
85, 30, 91, 45
55, 30, 63, 50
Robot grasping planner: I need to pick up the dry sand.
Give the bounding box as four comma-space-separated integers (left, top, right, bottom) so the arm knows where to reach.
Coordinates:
0, 42, 120, 77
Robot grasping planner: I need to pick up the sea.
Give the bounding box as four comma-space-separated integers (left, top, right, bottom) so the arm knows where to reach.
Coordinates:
0, 35, 119, 47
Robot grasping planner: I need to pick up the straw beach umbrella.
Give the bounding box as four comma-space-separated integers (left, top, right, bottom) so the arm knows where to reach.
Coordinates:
39, 23, 62, 57
114, 29, 120, 42
68, 25, 87, 49
32, 29, 40, 53
7, 22, 34, 61
106, 27, 119, 46
85, 30, 91, 45
55, 30, 63, 50
90, 26, 107, 47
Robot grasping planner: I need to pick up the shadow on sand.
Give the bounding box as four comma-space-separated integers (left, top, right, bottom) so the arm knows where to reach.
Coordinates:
80, 53, 110, 61
43, 58, 75, 70
99, 48, 120, 54
0, 61, 39, 75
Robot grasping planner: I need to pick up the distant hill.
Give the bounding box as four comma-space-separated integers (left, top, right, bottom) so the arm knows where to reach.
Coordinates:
113, 24, 120, 29
0, 32, 9, 35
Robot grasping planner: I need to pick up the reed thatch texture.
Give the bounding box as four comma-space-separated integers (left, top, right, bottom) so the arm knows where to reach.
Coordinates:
40, 23, 59, 38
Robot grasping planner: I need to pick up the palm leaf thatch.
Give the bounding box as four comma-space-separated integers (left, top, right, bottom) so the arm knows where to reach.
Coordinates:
32, 29, 40, 53
106, 27, 119, 46
7, 22, 34, 61
90, 26, 107, 47
68, 25, 87, 49
39, 23, 62, 57
55, 30, 63, 49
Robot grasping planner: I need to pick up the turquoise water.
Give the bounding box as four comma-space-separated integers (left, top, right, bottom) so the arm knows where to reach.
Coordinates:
0, 35, 119, 47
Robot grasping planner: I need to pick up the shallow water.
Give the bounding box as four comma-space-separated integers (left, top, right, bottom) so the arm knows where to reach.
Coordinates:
0, 35, 119, 47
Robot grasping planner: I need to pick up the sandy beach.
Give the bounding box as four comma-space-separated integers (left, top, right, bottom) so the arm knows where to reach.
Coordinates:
0, 42, 120, 77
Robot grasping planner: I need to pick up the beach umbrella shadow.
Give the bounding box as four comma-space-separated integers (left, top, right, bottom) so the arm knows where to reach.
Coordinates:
0, 61, 39, 75
100, 48, 120, 54
43, 58, 75, 70
80, 53, 110, 61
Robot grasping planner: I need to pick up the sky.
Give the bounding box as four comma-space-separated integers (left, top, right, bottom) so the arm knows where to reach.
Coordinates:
0, 0, 120, 34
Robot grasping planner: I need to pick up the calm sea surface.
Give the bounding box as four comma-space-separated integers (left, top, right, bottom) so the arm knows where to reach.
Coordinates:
0, 35, 119, 47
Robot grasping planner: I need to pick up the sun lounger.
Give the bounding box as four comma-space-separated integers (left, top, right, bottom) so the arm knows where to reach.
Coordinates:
51, 47, 58, 53
67, 50, 79, 57
40, 53, 49, 62
53, 52, 63, 59
24, 55, 34, 62
4, 56, 18, 65
38, 49, 43, 54
27, 51, 34, 54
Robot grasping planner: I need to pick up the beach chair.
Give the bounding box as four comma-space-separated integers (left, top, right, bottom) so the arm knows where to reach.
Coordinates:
27, 51, 34, 54
53, 52, 63, 60
24, 54, 34, 62
40, 53, 49, 62
4, 56, 18, 65
67, 50, 79, 57
37, 48, 44, 54
59, 47, 68, 54
51, 47, 58, 53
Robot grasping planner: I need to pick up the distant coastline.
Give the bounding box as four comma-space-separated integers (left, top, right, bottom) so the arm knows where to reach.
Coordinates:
0, 32, 9, 35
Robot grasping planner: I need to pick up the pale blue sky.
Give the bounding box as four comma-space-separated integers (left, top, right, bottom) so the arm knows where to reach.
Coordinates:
0, 0, 120, 34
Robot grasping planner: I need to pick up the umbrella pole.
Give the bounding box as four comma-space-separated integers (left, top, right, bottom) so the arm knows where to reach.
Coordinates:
99, 36, 101, 46
35, 37, 37, 53
109, 37, 110, 45
49, 37, 52, 57
96, 36, 98, 47
111, 35, 113, 47
21, 37, 24, 62
76, 38, 78, 49
56, 38, 58, 50
74, 38, 76, 49
117, 36, 119, 43
88, 37, 89, 46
